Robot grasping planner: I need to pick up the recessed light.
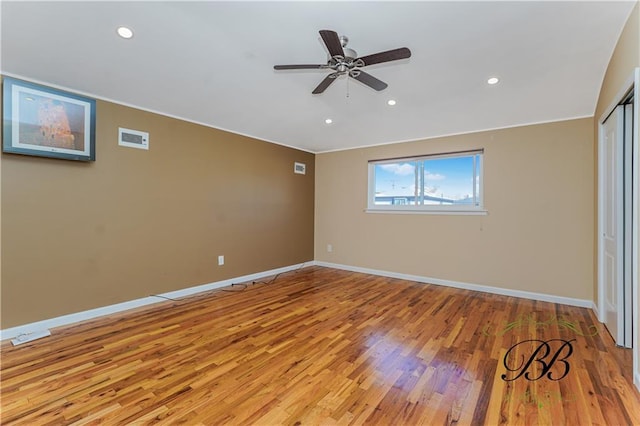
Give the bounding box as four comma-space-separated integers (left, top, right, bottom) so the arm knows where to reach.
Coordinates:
325, 118, 333, 124
487, 77, 500, 85
387, 99, 397, 106
117, 26, 134, 39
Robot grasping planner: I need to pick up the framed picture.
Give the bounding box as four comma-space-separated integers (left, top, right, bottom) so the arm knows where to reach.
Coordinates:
2, 77, 96, 161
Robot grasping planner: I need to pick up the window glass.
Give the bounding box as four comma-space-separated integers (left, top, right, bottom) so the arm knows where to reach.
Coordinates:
369, 151, 483, 212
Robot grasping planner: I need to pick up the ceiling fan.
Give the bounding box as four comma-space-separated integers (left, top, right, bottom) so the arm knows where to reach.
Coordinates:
274, 30, 411, 94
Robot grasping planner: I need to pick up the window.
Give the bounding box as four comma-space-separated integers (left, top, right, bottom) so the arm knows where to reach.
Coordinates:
367, 150, 485, 214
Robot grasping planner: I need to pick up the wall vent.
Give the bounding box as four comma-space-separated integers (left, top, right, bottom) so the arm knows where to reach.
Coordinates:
294, 162, 306, 175
119, 127, 149, 150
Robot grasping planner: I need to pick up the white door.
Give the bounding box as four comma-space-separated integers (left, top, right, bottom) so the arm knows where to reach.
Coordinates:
603, 105, 625, 345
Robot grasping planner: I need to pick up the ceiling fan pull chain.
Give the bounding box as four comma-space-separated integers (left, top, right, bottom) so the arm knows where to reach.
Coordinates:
346, 74, 350, 98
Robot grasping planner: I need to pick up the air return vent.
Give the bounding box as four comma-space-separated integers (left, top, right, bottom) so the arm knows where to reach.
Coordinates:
119, 127, 149, 150
294, 162, 306, 175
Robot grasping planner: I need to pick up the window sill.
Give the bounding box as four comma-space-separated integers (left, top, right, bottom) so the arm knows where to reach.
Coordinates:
365, 208, 488, 216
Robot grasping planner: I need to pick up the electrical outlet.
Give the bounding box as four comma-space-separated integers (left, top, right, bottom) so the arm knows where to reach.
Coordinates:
218, 255, 224, 266
327, 244, 333, 253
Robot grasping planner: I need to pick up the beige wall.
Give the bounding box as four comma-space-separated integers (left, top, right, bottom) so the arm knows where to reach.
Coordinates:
1, 94, 315, 328
593, 1, 639, 381
595, 2, 639, 123
315, 118, 594, 300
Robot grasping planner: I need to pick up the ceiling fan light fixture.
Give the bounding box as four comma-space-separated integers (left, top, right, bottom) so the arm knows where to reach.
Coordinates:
117, 26, 134, 39
487, 77, 500, 85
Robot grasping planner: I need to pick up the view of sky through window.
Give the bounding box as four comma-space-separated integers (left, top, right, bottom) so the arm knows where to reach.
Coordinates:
373, 153, 481, 206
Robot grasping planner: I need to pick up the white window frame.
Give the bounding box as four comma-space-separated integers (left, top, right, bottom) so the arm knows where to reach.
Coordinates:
366, 150, 487, 215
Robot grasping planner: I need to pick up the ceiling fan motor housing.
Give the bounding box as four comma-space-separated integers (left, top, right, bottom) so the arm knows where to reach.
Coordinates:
331, 48, 359, 74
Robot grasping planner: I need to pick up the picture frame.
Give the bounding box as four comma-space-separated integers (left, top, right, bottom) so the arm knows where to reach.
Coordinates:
2, 76, 96, 161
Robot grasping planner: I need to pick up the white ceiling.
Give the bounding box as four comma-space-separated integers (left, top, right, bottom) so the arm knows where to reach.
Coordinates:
1, 1, 636, 153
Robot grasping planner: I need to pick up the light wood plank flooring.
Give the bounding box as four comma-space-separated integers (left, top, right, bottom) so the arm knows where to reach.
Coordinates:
1, 266, 639, 425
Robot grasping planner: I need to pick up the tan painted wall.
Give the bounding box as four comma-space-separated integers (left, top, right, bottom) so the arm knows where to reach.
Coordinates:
1, 94, 315, 328
595, 2, 639, 124
593, 1, 639, 380
315, 118, 594, 300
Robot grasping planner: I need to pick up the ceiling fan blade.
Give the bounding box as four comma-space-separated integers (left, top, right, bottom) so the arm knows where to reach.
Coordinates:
319, 30, 345, 58
312, 73, 339, 94
350, 71, 388, 91
274, 64, 327, 70
357, 47, 411, 66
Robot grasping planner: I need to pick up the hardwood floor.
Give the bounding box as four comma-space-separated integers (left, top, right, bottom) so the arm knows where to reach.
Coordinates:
1, 266, 639, 425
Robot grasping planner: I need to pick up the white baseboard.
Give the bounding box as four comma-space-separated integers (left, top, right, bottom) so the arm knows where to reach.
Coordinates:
314, 261, 594, 309
0, 260, 597, 342
0, 262, 308, 342
591, 301, 601, 320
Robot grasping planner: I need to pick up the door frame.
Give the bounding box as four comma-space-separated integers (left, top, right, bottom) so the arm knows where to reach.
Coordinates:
597, 67, 639, 390
600, 104, 626, 345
